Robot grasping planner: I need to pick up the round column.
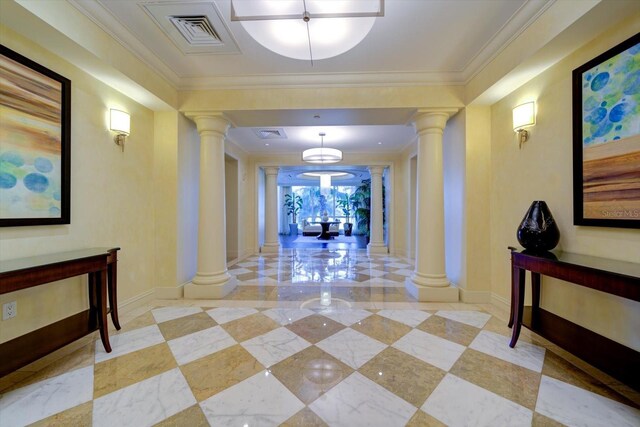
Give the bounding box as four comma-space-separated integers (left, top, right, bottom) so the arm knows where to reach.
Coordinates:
406, 110, 459, 302
184, 113, 236, 299
367, 165, 387, 254
262, 167, 281, 253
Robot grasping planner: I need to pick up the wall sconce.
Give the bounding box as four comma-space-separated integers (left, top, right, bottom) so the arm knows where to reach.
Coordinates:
513, 101, 535, 149
110, 109, 130, 151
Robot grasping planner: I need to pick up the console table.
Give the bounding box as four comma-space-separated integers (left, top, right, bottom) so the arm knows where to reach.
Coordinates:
508, 247, 640, 389
0, 248, 120, 376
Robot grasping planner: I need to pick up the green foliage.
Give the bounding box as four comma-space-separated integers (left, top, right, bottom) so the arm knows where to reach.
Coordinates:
352, 179, 371, 236
283, 193, 302, 223
336, 194, 355, 223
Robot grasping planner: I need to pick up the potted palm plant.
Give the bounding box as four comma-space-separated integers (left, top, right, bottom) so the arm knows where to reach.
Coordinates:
337, 194, 355, 236
283, 193, 302, 235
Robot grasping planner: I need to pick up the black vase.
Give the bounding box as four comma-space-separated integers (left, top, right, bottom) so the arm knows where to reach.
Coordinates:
517, 201, 560, 252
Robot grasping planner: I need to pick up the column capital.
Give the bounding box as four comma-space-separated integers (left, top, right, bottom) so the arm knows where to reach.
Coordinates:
184, 112, 231, 136
368, 165, 386, 176
263, 167, 280, 176
413, 108, 459, 134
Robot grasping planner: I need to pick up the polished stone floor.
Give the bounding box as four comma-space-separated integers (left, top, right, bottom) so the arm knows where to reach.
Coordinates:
1, 249, 638, 426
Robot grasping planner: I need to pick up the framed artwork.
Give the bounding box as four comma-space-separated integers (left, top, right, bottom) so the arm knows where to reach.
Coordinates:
0, 45, 71, 227
572, 33, 640, 228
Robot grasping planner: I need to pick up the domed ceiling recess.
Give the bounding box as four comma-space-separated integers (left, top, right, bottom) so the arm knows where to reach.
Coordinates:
277, 165, 369, 187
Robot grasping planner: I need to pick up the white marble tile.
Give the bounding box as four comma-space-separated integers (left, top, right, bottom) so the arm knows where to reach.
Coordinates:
93, 368, 195, 427
168, 326, 236, 365
228, 267, 251, 276
241, 327, 311, 367
310, 372, 416, 427
393, 329, 465, 371
392, 269, 414, 277
316, 328, 387, 369
536, 375, 640, 427
95, 324, 165, 363
151, 306, 203, 323
321, 308, 373, 326
385, 262, 413, 269
199, 370, 304, 426
422, 374, 532, 427
435, 310, 491, 328
377, 309, 431, 327
0, 366, 93, 427
237, 261, 259, 267
469, 330, 545, 372
206, 307, 258, 324
364, 269, 388, 278
262, 308, 315, 325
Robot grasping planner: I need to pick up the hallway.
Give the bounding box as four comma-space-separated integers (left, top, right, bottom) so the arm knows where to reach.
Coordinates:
1, 249, 638, 426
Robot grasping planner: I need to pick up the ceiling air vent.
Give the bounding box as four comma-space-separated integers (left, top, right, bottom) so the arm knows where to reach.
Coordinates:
253, 128, 288, 139
169, 15, 222, 45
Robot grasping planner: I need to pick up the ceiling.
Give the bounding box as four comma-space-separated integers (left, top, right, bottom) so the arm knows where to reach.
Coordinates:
71, 0, 549, 88
68, 0, 552, 155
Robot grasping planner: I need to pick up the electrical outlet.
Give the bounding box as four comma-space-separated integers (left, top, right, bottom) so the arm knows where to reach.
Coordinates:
2, 301, 17, 320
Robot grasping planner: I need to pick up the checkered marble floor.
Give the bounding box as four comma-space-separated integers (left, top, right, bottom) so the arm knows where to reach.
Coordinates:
1, 249, 639, 426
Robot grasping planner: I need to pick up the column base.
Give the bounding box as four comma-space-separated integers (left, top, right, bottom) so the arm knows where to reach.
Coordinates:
185, 273, 236, 299
367, 242, 387, 254
405, 277, 459, 302
261, 243, 281, 253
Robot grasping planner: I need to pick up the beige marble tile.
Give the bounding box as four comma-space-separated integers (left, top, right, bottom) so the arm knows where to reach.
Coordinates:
405, 409, 447, 427
281, 407, 328, 427
541, 350, 639, 408
180, 344, 263, 402
531, 411, 567, 426
93, 343, 176, 398
28, 401, 93, 427
351, 314, 412, 345
113, 311, 157, 335
285, 315, 345, 344
154, 404, 209, 427
482, 315, 515, 337
449, 348, 541, 410
221, 313, 281, 342
417, 315, 480, 346
0, 369, 37, 393
7, 343, 95, 393
359, 347, 446, 408
226, 285, 275, 300
158, 312, 217, 341
270, 346, 353, 404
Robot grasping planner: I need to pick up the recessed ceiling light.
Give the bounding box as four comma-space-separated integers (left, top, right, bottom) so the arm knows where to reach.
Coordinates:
265, 143, 270, 146
378, 142, 382, 145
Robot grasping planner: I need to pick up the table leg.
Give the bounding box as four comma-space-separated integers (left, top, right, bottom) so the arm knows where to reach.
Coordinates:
509, 266, 525, 348
107, 256, 121, 330
508, 262, 516, 328
96, 269, 112, 353
531, 272, 541, 311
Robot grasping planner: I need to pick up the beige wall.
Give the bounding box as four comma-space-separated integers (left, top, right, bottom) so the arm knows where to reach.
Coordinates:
490, 17, 640, 350
0, 27, 158, 342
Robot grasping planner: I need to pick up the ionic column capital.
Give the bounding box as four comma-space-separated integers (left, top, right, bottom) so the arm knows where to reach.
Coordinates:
413, 108, 459, 135
184, 112, 231, 137
263, 167, 280, 176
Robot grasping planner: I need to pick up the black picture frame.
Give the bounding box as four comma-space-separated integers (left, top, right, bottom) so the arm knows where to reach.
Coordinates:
0, 45, 71, 227
572, 33, 640, 229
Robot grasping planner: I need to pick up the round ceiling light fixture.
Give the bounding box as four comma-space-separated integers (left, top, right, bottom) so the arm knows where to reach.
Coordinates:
302, 132, 342, 164
230, 0, 384, 63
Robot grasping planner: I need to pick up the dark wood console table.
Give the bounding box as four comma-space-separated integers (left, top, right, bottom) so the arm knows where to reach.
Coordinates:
508, 247, 640, 389
0, 247, 120, 377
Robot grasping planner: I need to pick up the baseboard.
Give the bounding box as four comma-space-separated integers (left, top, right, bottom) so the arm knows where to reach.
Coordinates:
118, 289, 156, 314
459, 288, 491, 303
491, 292, 511, 312
154, 285, 184, 300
